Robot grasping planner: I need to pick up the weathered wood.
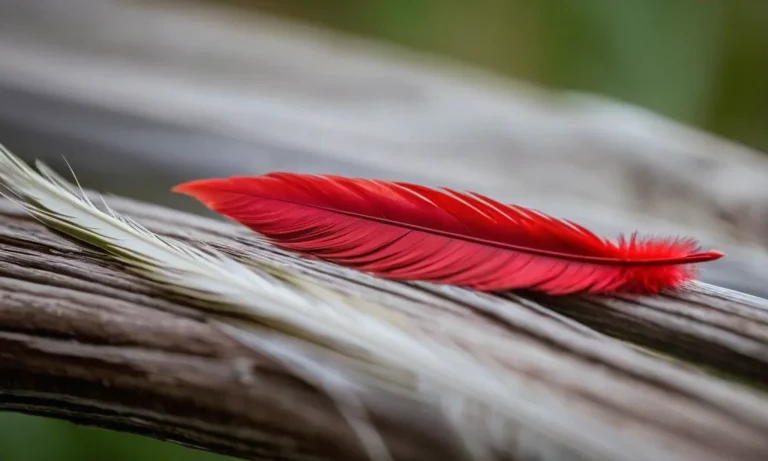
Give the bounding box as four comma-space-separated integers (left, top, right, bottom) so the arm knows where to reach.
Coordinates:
3, 196, 768, 461
109, 197, 768, 387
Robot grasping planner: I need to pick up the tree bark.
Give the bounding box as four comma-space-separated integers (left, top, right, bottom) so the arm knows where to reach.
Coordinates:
2, 197, 768, 461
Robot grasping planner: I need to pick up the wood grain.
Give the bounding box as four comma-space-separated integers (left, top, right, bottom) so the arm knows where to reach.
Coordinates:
2, 196, 768, 461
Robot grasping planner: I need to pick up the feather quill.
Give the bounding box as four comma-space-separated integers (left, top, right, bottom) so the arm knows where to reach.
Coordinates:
0, 144, 664, 461
173, 173, 724, 295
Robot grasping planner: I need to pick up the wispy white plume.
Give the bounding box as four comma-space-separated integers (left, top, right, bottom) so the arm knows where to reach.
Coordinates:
0, 143, 646, 461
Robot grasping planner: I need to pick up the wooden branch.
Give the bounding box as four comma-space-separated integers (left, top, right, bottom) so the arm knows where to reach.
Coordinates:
3, 196, 768, 461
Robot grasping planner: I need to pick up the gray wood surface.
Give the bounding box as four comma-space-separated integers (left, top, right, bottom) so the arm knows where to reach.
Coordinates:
2, 196, 768, 461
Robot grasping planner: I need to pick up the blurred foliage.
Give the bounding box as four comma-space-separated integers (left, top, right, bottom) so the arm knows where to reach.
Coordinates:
0, 413, 236, 461
3, 1, 767, 460
216, 0, 768, 152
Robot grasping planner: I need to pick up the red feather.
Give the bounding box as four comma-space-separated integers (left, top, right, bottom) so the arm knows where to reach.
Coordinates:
172, 173, 724, 295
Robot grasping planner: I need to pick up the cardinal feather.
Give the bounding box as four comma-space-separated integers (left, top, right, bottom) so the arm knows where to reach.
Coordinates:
173, 173, 723, 295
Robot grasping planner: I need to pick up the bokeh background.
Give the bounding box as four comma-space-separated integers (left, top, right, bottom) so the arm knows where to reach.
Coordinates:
218, 0, 768, 152
1, 1, 766, 460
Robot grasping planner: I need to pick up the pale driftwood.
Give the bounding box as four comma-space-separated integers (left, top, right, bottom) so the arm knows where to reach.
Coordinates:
2, 0, 768, 296
3, 196, 768, 461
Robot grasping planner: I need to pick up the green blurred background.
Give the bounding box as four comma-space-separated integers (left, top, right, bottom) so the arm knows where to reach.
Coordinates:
2, 1, 766, 460
217, 0, 768, 152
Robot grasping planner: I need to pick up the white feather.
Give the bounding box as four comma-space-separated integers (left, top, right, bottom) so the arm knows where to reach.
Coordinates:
0, 143, 652, 461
